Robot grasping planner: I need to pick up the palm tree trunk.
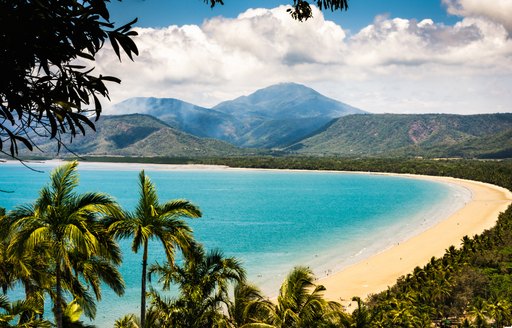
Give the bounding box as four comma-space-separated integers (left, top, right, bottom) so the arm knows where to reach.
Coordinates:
55, 267, 63, 328
141, 241, 148, 328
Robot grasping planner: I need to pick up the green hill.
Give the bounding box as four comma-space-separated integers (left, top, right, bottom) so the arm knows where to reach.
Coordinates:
25, 114, 246, 158
288, 113, 512, 158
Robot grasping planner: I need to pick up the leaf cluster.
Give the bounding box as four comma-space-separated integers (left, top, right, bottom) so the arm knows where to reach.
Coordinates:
204, 0, 349, 22
0, 0, 138, 158
287, 0, 348, 21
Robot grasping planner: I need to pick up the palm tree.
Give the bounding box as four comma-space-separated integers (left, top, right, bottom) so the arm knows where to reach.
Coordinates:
114, 314, 140, 328
0, 207, 16, 295
148, 242, 246, 327
1, 209, 52, 321
386, 298, 421, 327
113, 310, 162, 328
486, 299, 511, 328
468, 299, 490, 328
107, 170, 202, 328
267, 266, 347, 328
350, 296, 372, 328
226, 281, 273, 327
62, 299, 96, 328
7, 161, 124, 328
0, 292, 51, 327
0, 238, 50, 321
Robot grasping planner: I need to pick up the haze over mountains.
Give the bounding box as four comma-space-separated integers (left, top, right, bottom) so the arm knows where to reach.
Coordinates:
20, 83, 512, 159
113, 83, 365, 149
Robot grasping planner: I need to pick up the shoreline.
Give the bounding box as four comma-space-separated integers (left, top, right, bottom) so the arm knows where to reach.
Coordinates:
4, 159, 512, 305
319, 175, 512, 306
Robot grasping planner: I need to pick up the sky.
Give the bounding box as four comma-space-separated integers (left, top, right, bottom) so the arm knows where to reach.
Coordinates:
95, 0, 512, 115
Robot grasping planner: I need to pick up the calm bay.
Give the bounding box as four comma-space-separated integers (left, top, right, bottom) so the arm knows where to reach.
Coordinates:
0, 161, 471, 326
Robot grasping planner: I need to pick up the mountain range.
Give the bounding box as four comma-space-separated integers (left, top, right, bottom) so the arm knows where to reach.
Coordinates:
18, 83, 512, 159
113, 83, 365, 149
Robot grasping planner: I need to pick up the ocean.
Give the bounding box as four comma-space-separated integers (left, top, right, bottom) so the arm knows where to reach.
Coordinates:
0, 161, 471, 326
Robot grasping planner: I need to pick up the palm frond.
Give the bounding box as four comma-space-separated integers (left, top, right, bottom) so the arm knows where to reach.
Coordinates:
8, 204, 36, 223
132, 225, 152, 254
64, 223, 99, 258
161, 199, 202, 219
9, 225, 51, 257
88, 257, 125, 297
71, 192, 121, 218
114, 314, 139, 328
50, 160, 80, 206
135, 171, 159, 220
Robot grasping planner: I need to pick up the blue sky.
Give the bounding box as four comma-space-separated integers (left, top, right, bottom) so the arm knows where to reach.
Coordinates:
98, 0, 512, 115
108, 0, 459, 32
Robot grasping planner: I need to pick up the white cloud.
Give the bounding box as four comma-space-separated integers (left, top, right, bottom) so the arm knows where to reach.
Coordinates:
443, 0, 512, 34
96, 4, 512, 115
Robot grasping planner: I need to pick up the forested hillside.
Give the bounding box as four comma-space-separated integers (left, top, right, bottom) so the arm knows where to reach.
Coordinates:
289, 113, 512, 158
25, 114, 247, 157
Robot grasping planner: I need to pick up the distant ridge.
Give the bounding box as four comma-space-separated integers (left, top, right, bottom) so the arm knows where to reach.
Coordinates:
111, 97, 241, 141
288, 113, 512, 158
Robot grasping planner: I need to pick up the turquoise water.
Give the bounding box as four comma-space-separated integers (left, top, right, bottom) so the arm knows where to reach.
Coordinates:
0, 161, 470, 326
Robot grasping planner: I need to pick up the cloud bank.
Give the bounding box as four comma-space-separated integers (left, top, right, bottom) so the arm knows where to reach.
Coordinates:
96, 3, 512, 115
443, 0, 512, 34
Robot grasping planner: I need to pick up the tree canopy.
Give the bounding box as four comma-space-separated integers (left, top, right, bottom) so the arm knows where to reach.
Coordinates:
1, 0, 348, 159
0, 0, 138, 159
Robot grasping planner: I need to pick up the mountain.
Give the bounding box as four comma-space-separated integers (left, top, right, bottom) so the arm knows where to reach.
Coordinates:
111, 97, 243, 142
112, 83, 366, 149
212, 83, 366, 147
213, 82, 364, 120
288, 113, 512, 158
27, 114, 245, 157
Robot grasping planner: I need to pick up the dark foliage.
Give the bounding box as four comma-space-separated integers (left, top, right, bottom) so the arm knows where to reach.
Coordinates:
205, 0, 349, 21
288, 0, 349, 21
0, 0, 138, 158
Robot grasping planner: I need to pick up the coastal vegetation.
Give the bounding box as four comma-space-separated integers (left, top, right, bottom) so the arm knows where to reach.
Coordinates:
1, 158, 512, 327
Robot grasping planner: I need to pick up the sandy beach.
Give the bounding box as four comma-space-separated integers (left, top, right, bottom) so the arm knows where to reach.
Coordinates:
320, 175, 512, 305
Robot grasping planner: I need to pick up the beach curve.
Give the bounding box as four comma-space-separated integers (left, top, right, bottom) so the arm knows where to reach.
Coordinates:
64, 160, 512, 304
319, 174, 512, 305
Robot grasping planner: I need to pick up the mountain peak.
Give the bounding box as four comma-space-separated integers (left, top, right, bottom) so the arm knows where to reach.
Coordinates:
255, 82, 317, 93
213, 82, 365, 119
247, 82, 320, 102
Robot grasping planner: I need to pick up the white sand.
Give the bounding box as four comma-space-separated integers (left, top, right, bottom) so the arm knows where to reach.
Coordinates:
319, 175, 512, 306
